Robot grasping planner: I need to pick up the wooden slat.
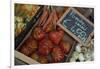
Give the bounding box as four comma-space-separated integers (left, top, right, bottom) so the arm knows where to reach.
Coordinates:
15, 50, 40, 64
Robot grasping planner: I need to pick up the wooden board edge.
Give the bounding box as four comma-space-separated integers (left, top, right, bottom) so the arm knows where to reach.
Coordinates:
15, 50, 40, 64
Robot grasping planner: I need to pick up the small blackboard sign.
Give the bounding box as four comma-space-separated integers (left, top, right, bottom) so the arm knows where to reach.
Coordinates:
57, 8, 94, 45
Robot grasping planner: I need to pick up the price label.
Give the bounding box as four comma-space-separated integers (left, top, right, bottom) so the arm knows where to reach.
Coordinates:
57, 8, 94, 45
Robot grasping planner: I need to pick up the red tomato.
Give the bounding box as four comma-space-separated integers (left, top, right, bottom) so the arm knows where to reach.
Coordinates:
32, 27, 45, 40
60, 41, 71, 54
38, 38, 53, 56
49, 30, 64, 45
51, 47, 64, 62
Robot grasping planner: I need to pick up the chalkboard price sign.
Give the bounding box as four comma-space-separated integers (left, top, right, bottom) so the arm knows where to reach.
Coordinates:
57, 8, 94, 45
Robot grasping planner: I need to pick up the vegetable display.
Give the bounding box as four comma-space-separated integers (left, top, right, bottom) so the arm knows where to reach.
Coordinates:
15, 5, 94, 64
15, 4, 40, 37
18, 6, 73, 63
